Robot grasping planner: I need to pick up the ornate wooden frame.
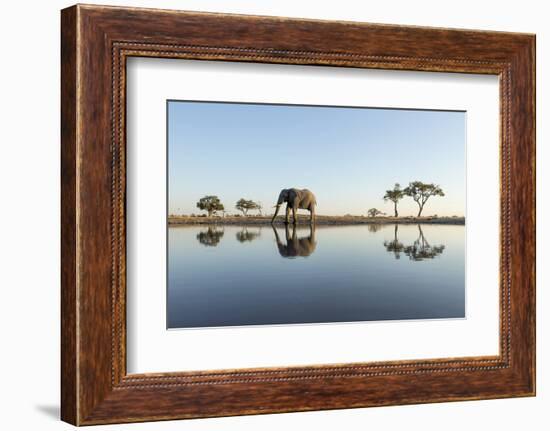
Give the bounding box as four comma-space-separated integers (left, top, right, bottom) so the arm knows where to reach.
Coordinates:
61, 4, 535, 425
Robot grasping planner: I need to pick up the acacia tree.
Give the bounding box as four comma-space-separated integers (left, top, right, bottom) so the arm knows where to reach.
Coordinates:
367, 208, 384, 217
235, 198, 260, 216
196, 195, 224, 217
383, 183, 405, 217
403, 181, 445, 217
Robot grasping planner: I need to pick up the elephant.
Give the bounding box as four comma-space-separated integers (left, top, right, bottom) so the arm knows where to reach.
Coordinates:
271, 188, 316, 225
272, 224, 317, 258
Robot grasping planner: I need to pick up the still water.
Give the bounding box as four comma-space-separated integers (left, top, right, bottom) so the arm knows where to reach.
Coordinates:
168, 224, 465, 329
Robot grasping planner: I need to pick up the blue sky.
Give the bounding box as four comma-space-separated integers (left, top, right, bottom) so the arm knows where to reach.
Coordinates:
168, 101, 465, 217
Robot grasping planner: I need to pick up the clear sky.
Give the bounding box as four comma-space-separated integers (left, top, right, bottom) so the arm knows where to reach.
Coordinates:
168, 101, 465, 217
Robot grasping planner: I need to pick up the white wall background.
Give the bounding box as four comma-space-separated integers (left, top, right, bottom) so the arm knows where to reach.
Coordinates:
0, 1, 546, 429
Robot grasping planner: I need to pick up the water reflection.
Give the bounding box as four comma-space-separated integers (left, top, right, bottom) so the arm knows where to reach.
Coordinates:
236, 227, 262, 243
384, 224, 445, 261
196, 226, 225, 247
272, 224, 317, 258
383, 224, 405, 259
367, 224, 383, 233
169, 224, 464, 328
194, 223, 445, 262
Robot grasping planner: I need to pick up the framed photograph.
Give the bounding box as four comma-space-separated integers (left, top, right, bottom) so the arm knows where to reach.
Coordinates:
61, 4, 535, 425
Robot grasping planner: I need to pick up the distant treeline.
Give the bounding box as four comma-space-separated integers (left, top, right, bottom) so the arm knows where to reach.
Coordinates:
177, 181, 449, 218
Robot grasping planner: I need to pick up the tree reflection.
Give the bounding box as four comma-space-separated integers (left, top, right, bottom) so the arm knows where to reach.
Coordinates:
272, 224, 317, 258
404, 225, 445, 261
236, 227, 262, 243
384, 224, 445, 261
367, 224, 383, 233
196, 226, 225, 247
383, 224, 405, 259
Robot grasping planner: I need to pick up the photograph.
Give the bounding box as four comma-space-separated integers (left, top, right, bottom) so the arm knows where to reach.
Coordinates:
167, 100, 466, 329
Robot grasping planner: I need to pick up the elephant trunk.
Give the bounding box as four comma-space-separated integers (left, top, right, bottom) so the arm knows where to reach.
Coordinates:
271, 204, 281, 224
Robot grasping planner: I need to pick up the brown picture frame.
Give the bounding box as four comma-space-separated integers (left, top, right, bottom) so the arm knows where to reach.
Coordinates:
61, 4, 535, 425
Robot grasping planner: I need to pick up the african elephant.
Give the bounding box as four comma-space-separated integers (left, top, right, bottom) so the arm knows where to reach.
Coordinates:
272, 225, 317, 258
271, 188, 316, 225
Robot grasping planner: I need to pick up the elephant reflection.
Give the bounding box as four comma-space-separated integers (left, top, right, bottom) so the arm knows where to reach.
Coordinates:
236, 227, 261, 243
196, 226, 224, 247
272, 224, 317, 258
384, 224, 445, 261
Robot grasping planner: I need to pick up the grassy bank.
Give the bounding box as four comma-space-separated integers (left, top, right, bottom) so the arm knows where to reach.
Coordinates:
168, 215, 465, 226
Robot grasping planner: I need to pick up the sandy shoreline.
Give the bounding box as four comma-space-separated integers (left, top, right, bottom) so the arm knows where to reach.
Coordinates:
168, 215, 465, 226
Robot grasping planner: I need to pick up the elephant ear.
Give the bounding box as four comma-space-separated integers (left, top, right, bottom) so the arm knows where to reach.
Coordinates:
277, 188, 289, 205
288, 188, 298, 201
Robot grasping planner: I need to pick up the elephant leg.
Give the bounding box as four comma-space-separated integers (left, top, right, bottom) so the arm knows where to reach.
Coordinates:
285, 224, 291, 242
285, 205, 290, 224
292, 207, 297, 224
310, 207, 316, 225
309, 224, 316, 243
